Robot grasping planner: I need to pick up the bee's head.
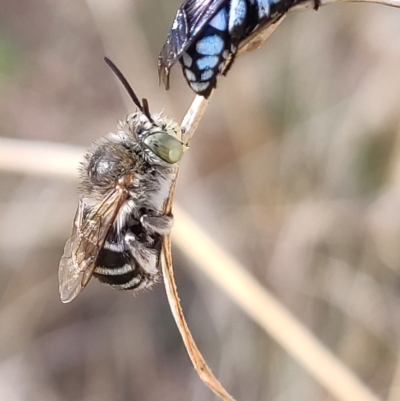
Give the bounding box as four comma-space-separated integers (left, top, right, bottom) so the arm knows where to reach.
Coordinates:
104, 57, 185, 166
124, 113, 183, 166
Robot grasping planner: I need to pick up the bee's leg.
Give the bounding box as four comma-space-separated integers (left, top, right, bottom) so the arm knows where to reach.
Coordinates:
125, 233, 159, 275
140, 214, 174, 236
313, 0, 320, 10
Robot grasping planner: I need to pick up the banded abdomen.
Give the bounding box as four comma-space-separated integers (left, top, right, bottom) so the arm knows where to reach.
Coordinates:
93, 220, 161, 291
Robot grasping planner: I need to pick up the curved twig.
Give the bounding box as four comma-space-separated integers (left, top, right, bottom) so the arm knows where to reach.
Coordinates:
160, 95, 237, 400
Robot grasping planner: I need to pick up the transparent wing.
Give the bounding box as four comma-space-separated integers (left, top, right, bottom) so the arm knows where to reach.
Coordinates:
158, 0, 226, 87
59, 189, 128, 303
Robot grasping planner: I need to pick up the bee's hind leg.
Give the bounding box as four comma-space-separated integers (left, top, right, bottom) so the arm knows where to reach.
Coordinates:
140, 214, 174, 236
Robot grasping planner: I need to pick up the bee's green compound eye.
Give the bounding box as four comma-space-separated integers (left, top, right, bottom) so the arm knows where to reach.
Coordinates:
143, 132, 184, 164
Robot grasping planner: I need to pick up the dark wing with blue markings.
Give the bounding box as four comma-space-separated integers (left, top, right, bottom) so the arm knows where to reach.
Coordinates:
158, 0, 226, 89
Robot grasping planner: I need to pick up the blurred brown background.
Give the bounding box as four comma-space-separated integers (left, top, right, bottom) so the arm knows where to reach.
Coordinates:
1, 1, 400, 400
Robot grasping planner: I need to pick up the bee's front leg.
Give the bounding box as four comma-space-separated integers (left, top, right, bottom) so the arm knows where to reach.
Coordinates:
140, 214, 174, 236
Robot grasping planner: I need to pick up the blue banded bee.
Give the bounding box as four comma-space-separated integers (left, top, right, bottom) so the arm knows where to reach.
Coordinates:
159, 0, 319, 97
58, 58, 184, 303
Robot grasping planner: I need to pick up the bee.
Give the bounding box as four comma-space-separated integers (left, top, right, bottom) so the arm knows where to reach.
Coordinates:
58, 57, 184, 303
159, 0, 319, 97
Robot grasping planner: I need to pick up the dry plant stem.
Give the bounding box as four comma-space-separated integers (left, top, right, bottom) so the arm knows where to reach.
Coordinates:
181, 95, 210, 143
160, 94, 237, 401
161, 238, 236, 401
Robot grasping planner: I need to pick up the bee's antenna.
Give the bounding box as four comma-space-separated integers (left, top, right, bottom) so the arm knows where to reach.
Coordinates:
141, 98, 153, 123
104, 57, 155, 124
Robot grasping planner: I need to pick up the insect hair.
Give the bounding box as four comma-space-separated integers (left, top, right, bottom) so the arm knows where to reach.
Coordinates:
104, 56, 155, 124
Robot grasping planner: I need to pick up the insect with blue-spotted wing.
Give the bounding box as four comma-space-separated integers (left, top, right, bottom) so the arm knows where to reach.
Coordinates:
159, 0, 319, 97
58, 58, 184, 303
